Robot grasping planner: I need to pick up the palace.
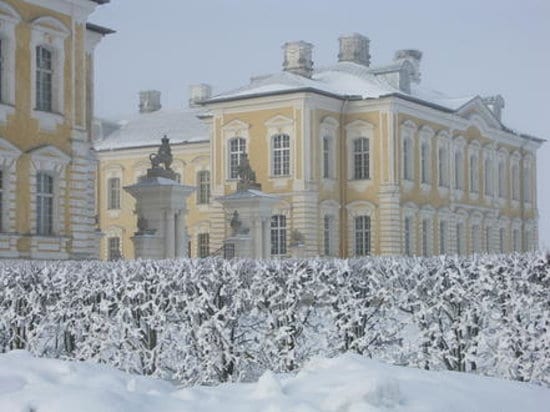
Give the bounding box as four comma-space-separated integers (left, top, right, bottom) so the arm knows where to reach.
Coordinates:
0, 0, 111, 259
95, 34, 543, 260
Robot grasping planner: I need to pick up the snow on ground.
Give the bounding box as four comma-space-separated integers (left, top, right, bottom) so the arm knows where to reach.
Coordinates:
0, 351, 548, 412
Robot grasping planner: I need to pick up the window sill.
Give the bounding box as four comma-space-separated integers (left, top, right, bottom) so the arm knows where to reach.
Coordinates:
348, 179, 373, 192
107, 209, 122, 219
32, 109, 64, 131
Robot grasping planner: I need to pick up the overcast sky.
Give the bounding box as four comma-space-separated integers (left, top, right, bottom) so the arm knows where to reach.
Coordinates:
90, 0, 550, 250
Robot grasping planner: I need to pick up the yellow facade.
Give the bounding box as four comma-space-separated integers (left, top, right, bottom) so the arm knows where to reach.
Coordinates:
96, 36, 542, 259
0, 0, 109, 259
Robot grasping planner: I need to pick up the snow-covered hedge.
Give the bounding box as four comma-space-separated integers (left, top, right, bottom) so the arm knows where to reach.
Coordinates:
0, 254, 548, 386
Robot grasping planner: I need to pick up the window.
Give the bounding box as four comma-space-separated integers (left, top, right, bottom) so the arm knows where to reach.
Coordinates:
353, 138, 370, 180
404, 216, 413, 256
497, 228, 504, 253
224, 243, 235, 259
323, 215, 334, 256
484, 157, 493, 196
36, 46, 53, 112
107, 177, 121, 210
439, 220, 447, 254
498, 160, 506, 198
421, 218, 430, 256
456, 223, 465, 255
524, 161, 532, 203
198, 233, 210, 258
485, 226, 491, 253
272, 134, 290, 176
454, 150, 464, 190
229, 137, 246, 179
403, 138, 413, 181
322, 136, 331, 179
270, 215, 287, 256
107, 237, 121, 261
511, 163, 520, 201
470, 154, 479, 193
36, 172, 54, 235
471, 224, 481, 253
421, 142, 430, 184
512, 228, 520, 252
354, 215, 371, 256
197, 171, 210, 204
438, 146, 448, 187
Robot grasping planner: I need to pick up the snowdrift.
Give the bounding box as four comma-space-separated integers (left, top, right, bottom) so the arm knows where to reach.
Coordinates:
0, 351, 548, 412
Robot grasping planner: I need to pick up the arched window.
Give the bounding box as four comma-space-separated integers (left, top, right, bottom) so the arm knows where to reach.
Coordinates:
272, 134, 290, 176
498, 159, 506, 198
229, 137, 246, 179
454, 150, 464, 190
354, 215, 371, 255
36, 172, 54, 235
484, 157, 493, 196
438, 146, 448, 187
270, 214, 287, 256
511, 163, 520, 201
322, 136, 331, 179
353, 137, 369, 180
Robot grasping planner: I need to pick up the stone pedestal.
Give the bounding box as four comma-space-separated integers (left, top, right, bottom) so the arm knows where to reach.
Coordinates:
217, 189, 279, 259
125, 176, 194, 259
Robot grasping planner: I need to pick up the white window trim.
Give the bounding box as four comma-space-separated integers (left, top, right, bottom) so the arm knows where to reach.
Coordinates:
30, 16, 70, 131
482, 145, 496, 201
264, 115, 294, 187
511, 219, 522, 252
437, 208, 451, 255
346, 200, 375, 257
400, 120, 417, 191
418, 125, 434, 193
28, 145, 70, 237
104, 226, 124, 261
346, 120, 374, 191
510, 151, 521, 207
320, 199, 340, 257
419, 206, 435, 256
436, 131, 450, 194
496, 148, 508, 204
452, 136, 466, 197
469, 212, 483, 255
222, 119, 250, 183
402, 203, 418, 256
523, 154, 534, 207
104, 164, 123, 218
319, 116, 338, 188
196, 169, 211, 205
455, 209, 468, 256
0, 3, 20, 123
468, 141, 481, 200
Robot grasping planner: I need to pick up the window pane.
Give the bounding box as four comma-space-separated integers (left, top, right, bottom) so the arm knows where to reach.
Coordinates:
36, 172, 54, 235
271, 214, 287, 255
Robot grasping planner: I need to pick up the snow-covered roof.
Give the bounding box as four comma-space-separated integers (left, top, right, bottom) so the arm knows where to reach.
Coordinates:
207, 61, 475, 112
94, 108, 209, 152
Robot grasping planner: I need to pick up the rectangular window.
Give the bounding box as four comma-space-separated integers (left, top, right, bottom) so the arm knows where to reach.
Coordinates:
354, 215, 371, 256
36, 172, 54, 235
403, 139, 412, 180
472, 224, 481, 253
513, 229, 520, 252
272, 134, 290, 176
512, 164, 520, 201
229, 138, 246, 179
323, 215, 333, 256
470, 155, 479, 193
498, 161, 506, 198
198, 233, 210, 258
107, 177, 121, 210
323, 137, 330, 179
36, 46, 53, 112
271, 215, 287, 256
107, 236, 121, 261
422, 219, 429, 256
485, 226, 491, 253
484, 158, 492, 196
197, 171, 210, 204
353, 138, 370, 180
224, 243, 235, 259
454, 151, 463, 190
404, 216, 413, 256
421, 143, 430, 184
438, 147, 447, 187
456, 223, 464, 255
499, 228, 505, 253
439, 220, 447, 255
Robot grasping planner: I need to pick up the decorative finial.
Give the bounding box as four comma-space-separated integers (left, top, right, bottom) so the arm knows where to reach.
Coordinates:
147, 135, 177, 180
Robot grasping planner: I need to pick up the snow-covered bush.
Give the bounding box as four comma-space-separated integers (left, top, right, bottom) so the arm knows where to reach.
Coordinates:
0, 253, 547, 386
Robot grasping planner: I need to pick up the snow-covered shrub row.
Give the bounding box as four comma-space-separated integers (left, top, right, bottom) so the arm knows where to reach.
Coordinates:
0, 254, 548, 386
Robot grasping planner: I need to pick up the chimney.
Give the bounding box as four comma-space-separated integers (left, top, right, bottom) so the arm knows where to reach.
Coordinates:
139, 90, 161, 113
282, 41, 314, 78
482, 95, 505, 121
189, 83, 212, 107
394, 49, 422, 84
338, 33, 371, 66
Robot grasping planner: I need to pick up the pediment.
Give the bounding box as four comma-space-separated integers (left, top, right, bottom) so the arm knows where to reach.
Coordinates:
455, 97, 502, 131
27, 145, 70, 164
0, 1, 21, 22
31, 16, 70, 37
265, 115, 293, 127
222, 119, 249, 133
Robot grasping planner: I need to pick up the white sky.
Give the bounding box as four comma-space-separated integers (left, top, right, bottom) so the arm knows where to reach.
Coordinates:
90, 0, 550, 250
